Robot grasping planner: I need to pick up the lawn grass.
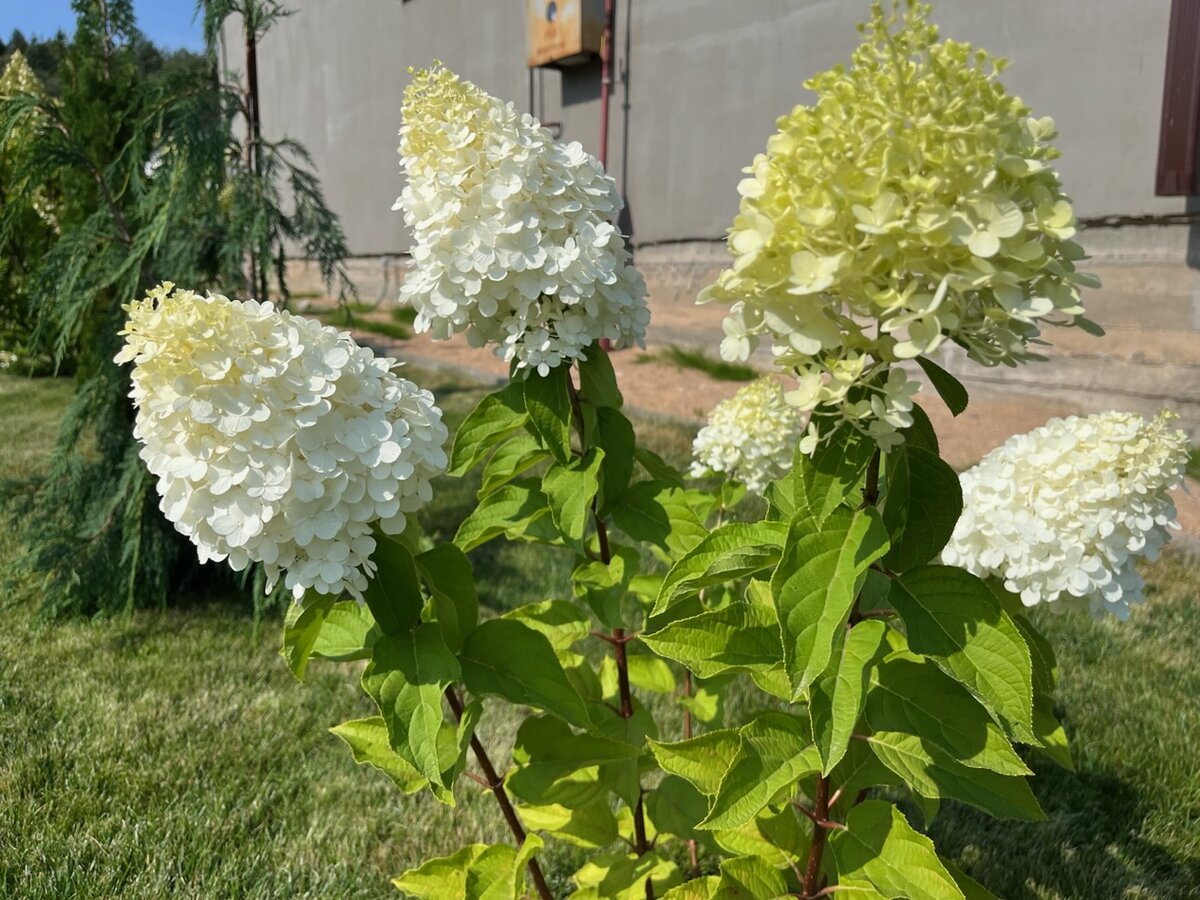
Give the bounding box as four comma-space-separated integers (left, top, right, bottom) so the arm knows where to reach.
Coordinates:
318, 306, 413, 341
636, 344, 759, 382
1, 372, 1198, 898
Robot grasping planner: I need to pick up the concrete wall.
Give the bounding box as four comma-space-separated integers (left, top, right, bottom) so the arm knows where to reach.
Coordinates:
224, 0, 1183, 256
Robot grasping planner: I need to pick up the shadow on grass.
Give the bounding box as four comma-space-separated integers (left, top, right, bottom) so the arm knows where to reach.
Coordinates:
928, 757, 1200, 899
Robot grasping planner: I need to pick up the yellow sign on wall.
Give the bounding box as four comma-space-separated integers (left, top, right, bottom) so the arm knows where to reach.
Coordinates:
526, 0, 604, 68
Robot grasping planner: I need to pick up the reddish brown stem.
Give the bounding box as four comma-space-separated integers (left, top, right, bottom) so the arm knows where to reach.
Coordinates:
801, 775, 831, 897
445, 686, 553, 900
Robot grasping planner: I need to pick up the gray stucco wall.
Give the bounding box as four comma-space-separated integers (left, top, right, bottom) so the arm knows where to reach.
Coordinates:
224, 0, 1182, 256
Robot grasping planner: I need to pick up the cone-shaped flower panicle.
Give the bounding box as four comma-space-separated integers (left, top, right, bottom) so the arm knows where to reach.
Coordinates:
942, 411, 1192, 619
690, 376, 803, 496
395, 62, 649, 376
116, 284, 449, 600
702, 1, 1096, 452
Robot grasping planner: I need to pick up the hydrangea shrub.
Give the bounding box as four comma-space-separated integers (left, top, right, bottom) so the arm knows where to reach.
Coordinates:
117, 4, 1194, 899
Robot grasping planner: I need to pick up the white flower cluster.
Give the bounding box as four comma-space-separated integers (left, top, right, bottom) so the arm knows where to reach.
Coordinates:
690, 377, 803, 496
117, 283, 449, 600
942, 411, 1191, 619
395, 62, 649, 376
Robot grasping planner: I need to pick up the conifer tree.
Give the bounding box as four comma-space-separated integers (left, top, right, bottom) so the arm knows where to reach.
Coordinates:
0, 0, 352, 615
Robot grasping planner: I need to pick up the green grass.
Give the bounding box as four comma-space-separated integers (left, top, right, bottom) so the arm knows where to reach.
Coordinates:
319, 307, 412, 341
636, 344, 758, 382
1, 372, 1199, 898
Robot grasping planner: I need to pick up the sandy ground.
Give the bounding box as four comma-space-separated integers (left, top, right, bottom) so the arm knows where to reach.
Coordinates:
325, 303, 1199, 547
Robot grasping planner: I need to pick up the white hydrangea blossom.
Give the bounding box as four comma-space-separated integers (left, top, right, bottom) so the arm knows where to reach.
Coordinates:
690, 377, 803, 496
116, 283, 449, 600
395, 62, 649, 376
942, 411, 1191, 619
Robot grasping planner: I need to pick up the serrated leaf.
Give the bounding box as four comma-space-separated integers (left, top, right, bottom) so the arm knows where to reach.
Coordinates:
865, 658, 1030, 776
414, 543, 478, 653
655, 520, 788, 614
941, 857, 1000, 900
710, 805, 810, 872
329, 716, 427, 792
916, 355, 969, 416
479, 432, 548, 497
392, 835, 544, 900
793, 425, 876, 529
890, 566, 1035, 739
662, 878, 720, 899
460, 618, 590, 727
393, 844, 487, 899
903, 403, 941, 454
881, 447, 962, 572
541, 447, 604, 548
508, 716, 642, 804
700, 713, 821, 830
771, 509, 889, 698
281, 592, 337, 679
311, 600, 377, 661
611, 479, 708, 562
810, 619, 888, 774
867, 732, 1044, 820
634, 445, 685, 487
578, 344, 623, 408
627, 653, 676, 693
523, 366, 573, 463
642, 600, 782, 678
649, 728, 742, 796
831, 801, 965, 900
502, 600, 590, 651
362, 537, 425, 637
362, 624, 460, 787
572, 545, 639, 628
518, 799, 619, 848
571, 852, 682, 899
449, 382, 526, 476
453, 481, 555, 552
711, 856, 789, 899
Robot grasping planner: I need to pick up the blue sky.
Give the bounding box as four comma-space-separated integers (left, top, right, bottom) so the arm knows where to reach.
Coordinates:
0, 0, 203, 51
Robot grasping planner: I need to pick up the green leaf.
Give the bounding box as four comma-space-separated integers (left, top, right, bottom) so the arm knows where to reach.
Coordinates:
363, 537, 423, 635
611, 479, 709, 562
329, 716, 426, 793
903, 402, 941, 454
649, 728, 742, 796
572, 546, 640, 628
392, 835, 545, 900
662, 878, 720, 899
792, 425, 877, 529
453, 482, 554, 552
941, 857, 1001, 900
508, 716, 642, 805
362, 624, 460, 787
890, 566, 1035, 740
502, 600, 590, 652
916, 355, 969, 416
634, 445, 686, 487
459, 618, 590, 728
393, 844, 486, 899
479, 432, 548, 497
449, 382, 526, 476
867, 731, 1044, 820
810, 619, 888, 774
571, 852, 682, 899
655, 521, 788, 614
830, 801, 965, 900
771, 509, 889, 698
311, 600, 377, 661
642, 600, 782, 678
627, 653, 676, 693
595, 407, 636, 515
881, 447, 963, 573
414, 543, 479, 653
865, 658, 1030, 776
646, 774, 710, 841
578, 344, 623, 409
700, 713, 822, 830
523, 366, 573, 464
518, 799, 619, 848
281, 592, 337, 679
711, 856, 789, 899
1011, 612, 1074, 770
710, 804, 811, 875
541, 447, 604, 549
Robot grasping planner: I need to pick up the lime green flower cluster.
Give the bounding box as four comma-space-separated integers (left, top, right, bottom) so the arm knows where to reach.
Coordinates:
702, 0, 1096, 450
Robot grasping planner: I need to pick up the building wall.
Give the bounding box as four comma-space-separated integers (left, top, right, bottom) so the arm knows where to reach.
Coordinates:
225, 0, 1181, 256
